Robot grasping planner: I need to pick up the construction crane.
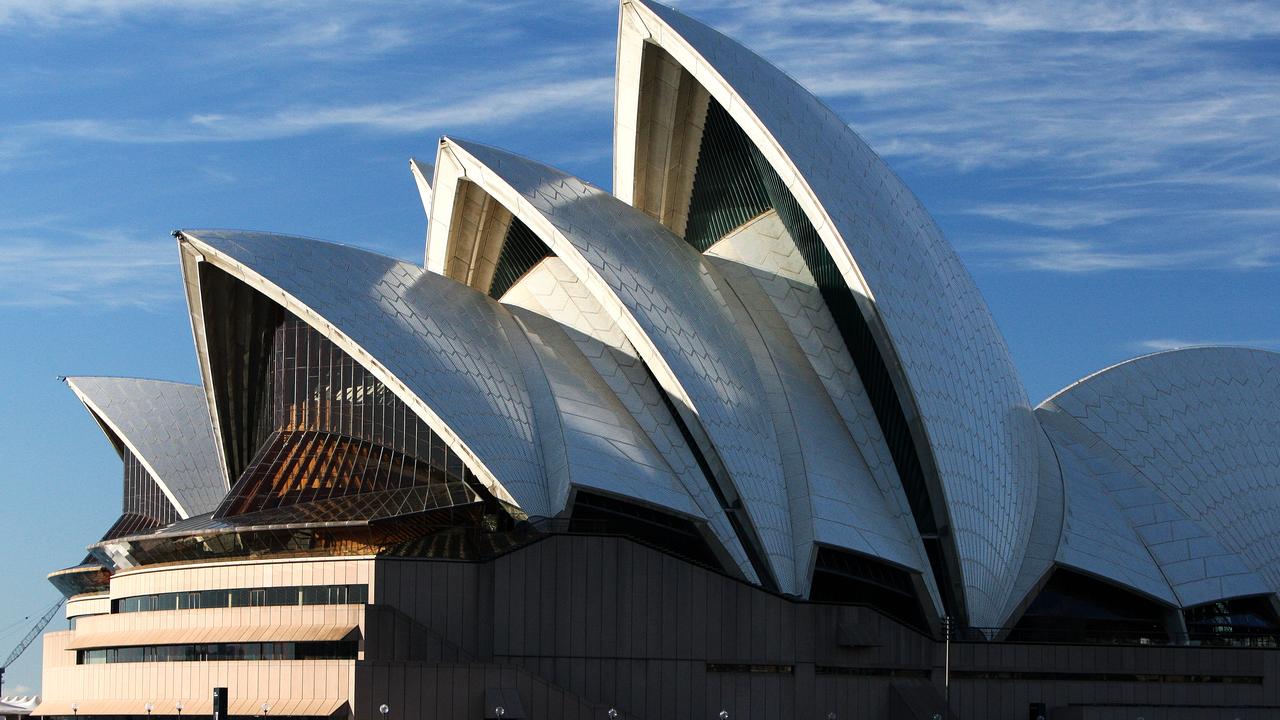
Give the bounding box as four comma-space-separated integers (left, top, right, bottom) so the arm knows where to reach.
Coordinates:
0, 597, 65, 696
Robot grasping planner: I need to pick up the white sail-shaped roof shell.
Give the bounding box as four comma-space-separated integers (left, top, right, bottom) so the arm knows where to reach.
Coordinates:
1033, 347, 1280, 609
179, 229, 550, 516
426, 138, 942, 602
428, 138, 797, 591
178, 229, 716, 533
65, 376, 224, 518
613, 0, 1040, 625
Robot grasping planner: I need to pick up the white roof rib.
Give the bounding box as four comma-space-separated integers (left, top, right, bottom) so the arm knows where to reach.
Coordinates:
1040, 347, 1280, 608
500, 257, 760, 582
430, 137, 799, 592
177, 229, 551, 517
409, 157, 435, 218
64, 376, 224, 518
1038, 411, 1180, 606
616, 0, 1042, 626
705, 221, 933, 589
507, 304, 705, 520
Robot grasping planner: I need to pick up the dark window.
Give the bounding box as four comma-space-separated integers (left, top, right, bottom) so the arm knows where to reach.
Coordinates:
1185, 596, 1280, 647
488, 217, 553, 299
76, 641, 357, 664
211, 317, 480, 525
100, 450, 181, 542
1009, 569, 1172, 644
265, 586, 299, 606
568, 491, 722, 569
810, 546, 928, 632
114, 584, 368, 614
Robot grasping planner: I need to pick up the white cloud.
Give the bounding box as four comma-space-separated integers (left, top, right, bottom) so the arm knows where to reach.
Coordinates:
968, 236, 1278, 272
0, 230, 179, 309
14, 76, 612, 144
965, 202, 1148, 230
1131, 337, 1280, 352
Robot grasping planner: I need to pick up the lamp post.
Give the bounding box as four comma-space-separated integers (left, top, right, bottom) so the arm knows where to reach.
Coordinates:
719, 712, 729, 720
378, 704, 389, 720
70, 704, 77, 718
494, 707, 505, 719
175, 702, 183, 718
943, 615, 952, 719
608, 710, 618, 719
145, 702, 153, 718
260, 703, 270, 717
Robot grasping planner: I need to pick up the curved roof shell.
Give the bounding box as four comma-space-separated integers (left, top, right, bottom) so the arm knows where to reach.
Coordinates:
704, 216, 934, 583
428, 137, 797, 591
1035, 347, 1280, 609
497, 256, 759, 582
64, 376, 224, 518
614, 0, 1040, 625
426, 138, 945, 601
177, 229, 717, 534
177, 229, 551, 517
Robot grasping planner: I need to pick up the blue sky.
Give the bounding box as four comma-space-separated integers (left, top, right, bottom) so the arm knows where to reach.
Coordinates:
0, 0, 1276, 693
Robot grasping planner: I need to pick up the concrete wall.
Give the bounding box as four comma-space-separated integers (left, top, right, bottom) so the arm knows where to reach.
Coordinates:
381, 535, 1280, 720
37, 538, 1280, 720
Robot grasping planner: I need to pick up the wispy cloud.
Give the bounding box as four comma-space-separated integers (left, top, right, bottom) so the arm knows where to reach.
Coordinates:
16, 75, 612, 144
1130, 337, 1280, 352
965, 202, 1149, 231
677, 0, 1280, 274
0, 228, 179, 309
968, 236, 1278, 272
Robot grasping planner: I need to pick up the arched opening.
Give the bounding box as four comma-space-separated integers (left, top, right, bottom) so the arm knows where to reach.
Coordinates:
1008, 569, 1174, 644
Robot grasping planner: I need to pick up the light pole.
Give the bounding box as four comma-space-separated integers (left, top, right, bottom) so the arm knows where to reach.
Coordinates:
145, 702, 153, 718
378, 704, 389, 720
260, 703, 270, 717
494, 707, 505, 719
719, 712, 729, 720
943, 615, 952, 719
176, 702, 183, 718
608, 710, 618, 719
70, 704, 77, 718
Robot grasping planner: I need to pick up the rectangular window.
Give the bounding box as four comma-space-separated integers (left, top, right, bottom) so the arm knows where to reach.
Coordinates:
265, 586, 298, 606
114, 583, 369, 612
74, 641, 356, 665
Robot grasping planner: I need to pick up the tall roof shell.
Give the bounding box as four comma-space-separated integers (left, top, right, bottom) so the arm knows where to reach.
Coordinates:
428, 137, 798, 591
64, 376, 224, 518
177, 228, 718, 532
704, 217, 933, 582
506, 304, 705, 520
614, 0, 1040, 625
1038, 347, 1280, 607
177, 229, 551, 516
499, 257, 759, 582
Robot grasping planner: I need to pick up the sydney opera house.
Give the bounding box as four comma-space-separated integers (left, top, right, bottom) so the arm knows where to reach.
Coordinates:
35, 1, 1280, 719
